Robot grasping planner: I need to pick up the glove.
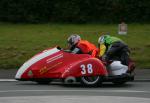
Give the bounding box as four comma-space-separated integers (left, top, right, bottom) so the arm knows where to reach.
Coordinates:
102, 55, 107, 61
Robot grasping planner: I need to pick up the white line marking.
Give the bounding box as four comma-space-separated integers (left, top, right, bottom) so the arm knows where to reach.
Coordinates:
0, 79, 17, 82
0, 96, 150, 103
0, 89, 149, 93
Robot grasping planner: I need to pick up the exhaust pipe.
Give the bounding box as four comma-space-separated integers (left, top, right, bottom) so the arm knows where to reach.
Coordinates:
64, 76, 76, 83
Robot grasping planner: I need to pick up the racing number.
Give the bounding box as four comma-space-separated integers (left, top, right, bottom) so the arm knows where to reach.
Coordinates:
80, 64, 93, 75
81, 65, 86, 74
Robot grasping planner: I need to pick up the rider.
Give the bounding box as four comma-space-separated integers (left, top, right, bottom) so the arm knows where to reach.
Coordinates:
67, 34, 98, 57
98, 35, 130, 65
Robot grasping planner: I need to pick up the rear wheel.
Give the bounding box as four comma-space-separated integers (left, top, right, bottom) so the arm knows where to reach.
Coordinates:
80, 76, 102, 86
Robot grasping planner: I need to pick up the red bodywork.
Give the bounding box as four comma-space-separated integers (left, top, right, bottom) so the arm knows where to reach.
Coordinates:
16, 47, 108, 80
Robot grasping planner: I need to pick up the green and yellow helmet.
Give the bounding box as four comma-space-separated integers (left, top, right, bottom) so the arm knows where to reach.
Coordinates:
98, 35, 110, 45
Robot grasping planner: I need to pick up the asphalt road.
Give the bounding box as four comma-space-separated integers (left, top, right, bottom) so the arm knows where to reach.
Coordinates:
0, 68, 150, 103
0, 81, 150, 103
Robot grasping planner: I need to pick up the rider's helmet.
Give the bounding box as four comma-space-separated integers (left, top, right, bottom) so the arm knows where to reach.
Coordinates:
98, 35, 110, 45
67, 34, 81, 46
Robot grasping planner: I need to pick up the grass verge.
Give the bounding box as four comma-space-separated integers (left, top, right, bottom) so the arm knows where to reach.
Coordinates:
0, 23, 150, 69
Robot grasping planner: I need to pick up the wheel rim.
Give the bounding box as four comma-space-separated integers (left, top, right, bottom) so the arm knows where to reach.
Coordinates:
81, 76, 100, 85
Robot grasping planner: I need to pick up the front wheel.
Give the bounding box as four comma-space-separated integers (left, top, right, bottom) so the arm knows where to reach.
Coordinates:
80, 76, 102, 86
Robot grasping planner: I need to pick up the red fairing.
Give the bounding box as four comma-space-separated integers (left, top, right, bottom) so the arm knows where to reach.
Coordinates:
17, 47, 107, 80
61, 58, 107, 78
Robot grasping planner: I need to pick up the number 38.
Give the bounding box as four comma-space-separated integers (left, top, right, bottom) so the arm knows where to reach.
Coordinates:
80, 64, 93, 75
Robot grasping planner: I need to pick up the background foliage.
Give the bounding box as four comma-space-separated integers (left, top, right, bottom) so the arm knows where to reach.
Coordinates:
0, 0, 150, 23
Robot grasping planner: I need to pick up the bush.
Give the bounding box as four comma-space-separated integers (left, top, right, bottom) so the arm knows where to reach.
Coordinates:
0, 0, 150, 23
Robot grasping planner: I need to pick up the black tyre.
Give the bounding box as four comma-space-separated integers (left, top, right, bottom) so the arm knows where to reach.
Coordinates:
80, 76, 102, 86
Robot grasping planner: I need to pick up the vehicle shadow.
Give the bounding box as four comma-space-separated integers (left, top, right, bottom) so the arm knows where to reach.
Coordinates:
16, 81, 133, 88
61, 82, 133, 88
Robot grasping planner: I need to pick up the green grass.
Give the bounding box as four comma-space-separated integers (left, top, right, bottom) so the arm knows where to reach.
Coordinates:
0, 23, 150, 69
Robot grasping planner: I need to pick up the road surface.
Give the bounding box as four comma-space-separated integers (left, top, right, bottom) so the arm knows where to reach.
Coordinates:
0, 80, 150, 103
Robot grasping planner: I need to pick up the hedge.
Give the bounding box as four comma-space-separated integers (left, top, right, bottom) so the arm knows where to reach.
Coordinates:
0, 0, 150, 23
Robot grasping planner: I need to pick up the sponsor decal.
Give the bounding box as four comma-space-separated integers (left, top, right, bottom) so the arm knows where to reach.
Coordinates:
28, 70, 33, 77
39, 66, 48, 74
61, 65, 72, 77
46, 53, 63, 64
39, 62, 62, 74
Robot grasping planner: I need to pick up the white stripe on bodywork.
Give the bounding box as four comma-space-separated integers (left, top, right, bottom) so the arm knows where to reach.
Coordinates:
46, 53, 63, 63
15, 48, 60, 79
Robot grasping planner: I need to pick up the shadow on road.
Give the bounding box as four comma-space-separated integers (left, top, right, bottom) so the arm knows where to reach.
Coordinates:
15, 81, 133, 88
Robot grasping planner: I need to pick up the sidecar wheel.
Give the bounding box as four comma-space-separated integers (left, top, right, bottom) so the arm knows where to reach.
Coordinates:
80, 76, 102, 86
